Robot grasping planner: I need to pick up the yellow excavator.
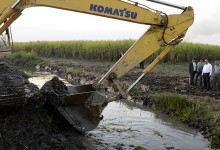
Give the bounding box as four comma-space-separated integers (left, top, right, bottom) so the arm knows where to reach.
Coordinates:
0, 0, 194, 132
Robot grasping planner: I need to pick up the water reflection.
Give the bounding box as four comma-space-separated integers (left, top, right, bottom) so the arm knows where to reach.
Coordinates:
91, 101, 209, 150
28, 74, 71, 88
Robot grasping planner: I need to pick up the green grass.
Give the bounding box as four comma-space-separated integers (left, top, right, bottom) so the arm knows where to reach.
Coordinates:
152, 93, 220, 149
153, 93, 211, 123
209, 110, 220, 148
10, 51, 44, 67
154, 94, 210, 123
13, 40, 220, 63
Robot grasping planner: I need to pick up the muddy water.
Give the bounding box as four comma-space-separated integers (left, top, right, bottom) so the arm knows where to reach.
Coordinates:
28, 73, 71, 88
91, 101, 210, 150
29, 75, 210, 150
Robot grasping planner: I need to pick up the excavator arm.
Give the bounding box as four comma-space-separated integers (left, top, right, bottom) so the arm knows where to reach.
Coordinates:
0, 0, 194, 93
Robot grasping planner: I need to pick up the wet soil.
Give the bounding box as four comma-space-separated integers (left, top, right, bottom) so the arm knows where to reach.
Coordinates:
0, 58, 219, 149
0, 102, 104, 150
0, 61, 105, 150
41, 58, 220, 99
39, 58, 220, 147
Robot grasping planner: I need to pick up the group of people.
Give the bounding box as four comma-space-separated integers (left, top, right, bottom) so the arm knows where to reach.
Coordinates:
189, 58, 220, 91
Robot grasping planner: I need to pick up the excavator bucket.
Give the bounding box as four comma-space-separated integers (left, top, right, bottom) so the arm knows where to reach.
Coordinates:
59, 85, 108, 132
40, 77, 108, 132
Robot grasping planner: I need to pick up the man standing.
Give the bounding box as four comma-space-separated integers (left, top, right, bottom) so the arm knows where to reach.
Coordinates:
202, 59, 213, 90
140, 60, 145, 69
212, 60, 220, 91
189, 58, 197, 85
195, 59, 204, 87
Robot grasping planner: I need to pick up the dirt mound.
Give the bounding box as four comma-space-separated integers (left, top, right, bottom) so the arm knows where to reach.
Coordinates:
40, 76, 69, 107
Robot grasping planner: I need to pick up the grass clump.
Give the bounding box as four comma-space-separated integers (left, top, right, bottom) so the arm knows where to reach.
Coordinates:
209, 111, 220, 149
153, 93, 211, 123
66, 68, 94, 80
10, 51, 44, 68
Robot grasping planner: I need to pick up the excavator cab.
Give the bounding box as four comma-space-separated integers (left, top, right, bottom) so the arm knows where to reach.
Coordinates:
0, 29, 12, 58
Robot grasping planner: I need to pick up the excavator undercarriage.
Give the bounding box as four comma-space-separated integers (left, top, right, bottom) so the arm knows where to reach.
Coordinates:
0, 61, 39, 109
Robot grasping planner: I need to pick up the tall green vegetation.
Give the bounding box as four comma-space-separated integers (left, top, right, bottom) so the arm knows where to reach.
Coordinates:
167, 42, 220, 62
13, 40, 220, 62
13, 40, 133, 61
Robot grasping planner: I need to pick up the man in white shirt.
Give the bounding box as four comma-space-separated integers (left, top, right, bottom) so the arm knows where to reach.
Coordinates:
202, 59, 213, 90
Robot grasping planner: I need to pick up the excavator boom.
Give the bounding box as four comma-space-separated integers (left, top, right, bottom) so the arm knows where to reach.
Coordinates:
0, 0, 164, 25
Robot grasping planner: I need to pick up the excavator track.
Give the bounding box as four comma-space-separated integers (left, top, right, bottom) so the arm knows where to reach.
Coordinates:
0, 61, 39, 109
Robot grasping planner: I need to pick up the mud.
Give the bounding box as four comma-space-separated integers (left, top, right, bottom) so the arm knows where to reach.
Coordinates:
0, 61, 105, 150
40, 76, 108, 133
0, 58, 219, 149
40, 76, 69, 107
36, 58, 220, 147
0, 102, 102, 150
137, 73, 220, 99
40, 58, 220, 99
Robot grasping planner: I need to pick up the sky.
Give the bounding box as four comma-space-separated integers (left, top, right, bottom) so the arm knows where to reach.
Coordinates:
10, 0, 220, 46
